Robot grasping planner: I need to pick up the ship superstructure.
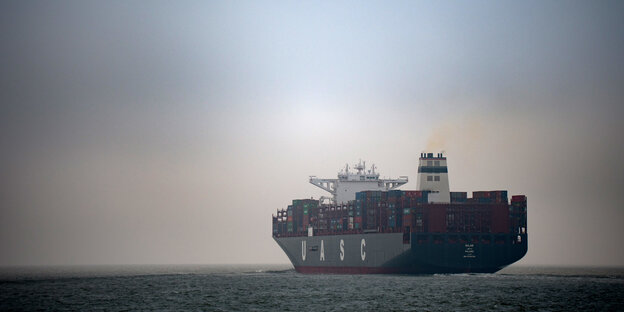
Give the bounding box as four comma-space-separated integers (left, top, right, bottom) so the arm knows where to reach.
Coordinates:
309, 160, 408, 204
417, 153, 450, 203
272, 153, 527, 274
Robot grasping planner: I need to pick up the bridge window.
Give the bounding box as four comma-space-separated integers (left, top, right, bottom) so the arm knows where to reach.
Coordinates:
434, 160, 440, 166
427, 176, 433, 181
427, 161, 432, 166
434, 176, 440, 181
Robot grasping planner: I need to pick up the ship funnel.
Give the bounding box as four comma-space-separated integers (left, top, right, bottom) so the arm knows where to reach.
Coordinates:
417, 152, 450, 203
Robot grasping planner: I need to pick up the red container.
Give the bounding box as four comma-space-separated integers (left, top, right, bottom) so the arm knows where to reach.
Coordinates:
511, 195, 527, 202
427, 205, 447, 233
403, 214, 412, 227
473, 191, 491, 198
403, 191, 423, 198
491, 204, 509, 233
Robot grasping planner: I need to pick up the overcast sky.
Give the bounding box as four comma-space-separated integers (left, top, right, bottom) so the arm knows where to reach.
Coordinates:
1, 1, 623, 266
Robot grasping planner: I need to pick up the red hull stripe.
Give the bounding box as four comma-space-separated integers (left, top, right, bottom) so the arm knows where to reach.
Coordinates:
295, 266, 404, 274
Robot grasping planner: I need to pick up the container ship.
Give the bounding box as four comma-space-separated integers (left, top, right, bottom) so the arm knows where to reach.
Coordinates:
272, 153, 527, 274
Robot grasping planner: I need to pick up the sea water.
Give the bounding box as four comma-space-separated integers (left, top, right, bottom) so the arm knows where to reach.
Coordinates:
1, 265, 622, 311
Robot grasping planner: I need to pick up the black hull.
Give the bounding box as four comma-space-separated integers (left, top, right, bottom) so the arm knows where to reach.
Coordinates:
274, 232, 527, 274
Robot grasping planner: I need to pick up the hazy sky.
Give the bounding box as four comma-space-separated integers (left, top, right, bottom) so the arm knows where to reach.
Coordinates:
1, 1, 623, 266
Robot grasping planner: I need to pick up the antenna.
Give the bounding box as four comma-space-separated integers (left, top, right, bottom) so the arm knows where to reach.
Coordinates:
354, 159, 365, 174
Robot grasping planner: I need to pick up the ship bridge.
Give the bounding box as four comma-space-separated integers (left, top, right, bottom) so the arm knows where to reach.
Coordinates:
309, 160, 408, 204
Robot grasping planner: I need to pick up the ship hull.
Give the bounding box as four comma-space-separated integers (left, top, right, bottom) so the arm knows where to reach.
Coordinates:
274, 232, 527, 274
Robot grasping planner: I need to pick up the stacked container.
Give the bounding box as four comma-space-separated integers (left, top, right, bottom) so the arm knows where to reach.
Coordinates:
473, 191, 508, 204
356, 190, 387, 230
272, 190, 525, 238
510, 195, 527, 235
287, 205, 293, 233
290, 199, 319, 233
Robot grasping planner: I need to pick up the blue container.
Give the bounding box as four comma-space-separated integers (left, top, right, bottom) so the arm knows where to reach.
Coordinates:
388, 190, 403, 198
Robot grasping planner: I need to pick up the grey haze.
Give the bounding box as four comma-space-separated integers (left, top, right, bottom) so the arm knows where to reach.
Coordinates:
0, 1, 623, 266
